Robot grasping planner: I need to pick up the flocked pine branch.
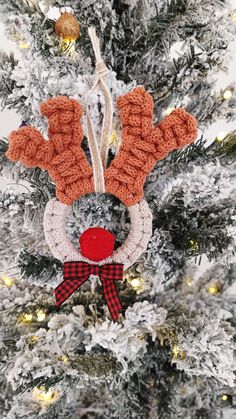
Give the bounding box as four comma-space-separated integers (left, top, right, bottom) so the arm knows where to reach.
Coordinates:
0, 1, 236, 418
0, 0, 235, 127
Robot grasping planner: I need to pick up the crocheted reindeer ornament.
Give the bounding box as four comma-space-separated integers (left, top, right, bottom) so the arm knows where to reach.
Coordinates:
6, 28, 197, 321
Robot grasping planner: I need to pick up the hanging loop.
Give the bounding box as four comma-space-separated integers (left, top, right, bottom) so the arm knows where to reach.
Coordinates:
85, 27, 113, 193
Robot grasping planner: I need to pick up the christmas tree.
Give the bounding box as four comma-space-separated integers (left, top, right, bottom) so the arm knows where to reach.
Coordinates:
0, 1, 236, 418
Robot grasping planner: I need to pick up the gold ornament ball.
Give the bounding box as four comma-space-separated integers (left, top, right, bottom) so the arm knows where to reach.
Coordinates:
55, 12, 80, 42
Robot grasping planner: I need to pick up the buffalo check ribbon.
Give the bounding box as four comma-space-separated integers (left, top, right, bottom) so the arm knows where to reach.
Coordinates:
55, 262, 124, 321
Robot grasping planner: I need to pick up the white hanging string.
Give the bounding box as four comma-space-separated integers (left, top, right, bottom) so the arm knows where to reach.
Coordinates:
86, 27, 113, 193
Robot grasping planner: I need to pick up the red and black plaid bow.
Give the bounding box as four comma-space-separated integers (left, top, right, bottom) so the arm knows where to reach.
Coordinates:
55, 262, 124, 321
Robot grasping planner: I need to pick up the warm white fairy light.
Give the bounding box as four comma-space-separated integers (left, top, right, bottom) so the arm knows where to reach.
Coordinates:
19, 313, 33, 324
207, 282, 221, 295
231, 10, 236, 22
164, 106, 175, 116
110, 130, 118, 146
223, 89, 233, 100
172, 344, 186, 359
188, 239, 199, 252
19, 41, 30, 49
28, 335, 40, 344
36, 309, 47, 322
130, 277, 142, 289
1, 274, 14, 287
172, 344, 180, 358
59, 355, 70, 364
32, 386, 59, 405
216, 132, 226, 142
125, 273, 145, 294
185, 277, 192, 287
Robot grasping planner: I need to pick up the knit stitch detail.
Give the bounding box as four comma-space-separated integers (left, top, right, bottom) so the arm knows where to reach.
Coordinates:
105, 87, 198, 206
6, 96, 94, 205
6, 88, 197, 206
43, 198, 152, 270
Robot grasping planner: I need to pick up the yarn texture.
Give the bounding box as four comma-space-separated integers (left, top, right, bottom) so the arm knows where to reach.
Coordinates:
43, 198, 152, 273
105, 87, 198, 206
79, 227, 115, 261
5, 24, 199, 321
6, 96, 94, 205
7, 87, 197, 206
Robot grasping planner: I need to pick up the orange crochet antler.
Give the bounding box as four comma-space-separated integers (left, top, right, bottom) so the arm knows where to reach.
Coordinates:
6, 96, 94, 205
105, 87, 197, 206
7, 87, 197, 207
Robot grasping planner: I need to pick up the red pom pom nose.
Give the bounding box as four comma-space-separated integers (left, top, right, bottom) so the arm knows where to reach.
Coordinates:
79, 227, 115, 262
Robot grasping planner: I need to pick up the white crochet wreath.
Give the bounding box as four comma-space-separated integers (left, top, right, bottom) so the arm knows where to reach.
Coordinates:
44, 198, 152, 270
